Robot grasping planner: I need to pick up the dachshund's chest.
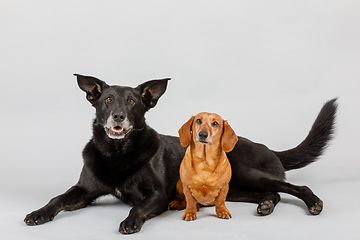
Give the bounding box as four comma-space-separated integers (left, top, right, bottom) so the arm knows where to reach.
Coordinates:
182, 160, 230, 186
184, 167, 226, 205
180, 154, 231, 205
188, 184, 222, 206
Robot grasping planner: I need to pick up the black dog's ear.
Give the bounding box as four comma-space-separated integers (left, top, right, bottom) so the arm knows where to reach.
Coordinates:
74, 74, 108, 104
137, 78, 170, 110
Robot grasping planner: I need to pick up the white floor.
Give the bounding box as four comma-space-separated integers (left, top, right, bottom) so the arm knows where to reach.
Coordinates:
2, 169, 360, 240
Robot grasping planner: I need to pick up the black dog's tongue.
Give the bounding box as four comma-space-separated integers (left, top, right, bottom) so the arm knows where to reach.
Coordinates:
113, 126, 122, 131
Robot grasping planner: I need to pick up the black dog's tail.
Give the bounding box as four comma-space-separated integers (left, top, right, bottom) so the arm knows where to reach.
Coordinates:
273, 98, 338, 171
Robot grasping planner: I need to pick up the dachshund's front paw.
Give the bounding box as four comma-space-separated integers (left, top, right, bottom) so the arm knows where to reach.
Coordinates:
217, 210, 232, 219
183, 212, 197, 221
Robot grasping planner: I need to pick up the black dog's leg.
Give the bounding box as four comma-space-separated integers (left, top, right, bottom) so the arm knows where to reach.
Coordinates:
119, 191, 168, 234
227, 189, 281, 216
24, 185, 102, 226
256, 192, 281, 216
255, 179, 323, 215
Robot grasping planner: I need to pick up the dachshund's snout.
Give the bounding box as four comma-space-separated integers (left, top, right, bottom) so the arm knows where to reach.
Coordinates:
198, 130, 208, 141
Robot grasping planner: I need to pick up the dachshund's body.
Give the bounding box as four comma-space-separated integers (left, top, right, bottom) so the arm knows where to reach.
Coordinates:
181, 147, 231, 207
170, 113, 238, 221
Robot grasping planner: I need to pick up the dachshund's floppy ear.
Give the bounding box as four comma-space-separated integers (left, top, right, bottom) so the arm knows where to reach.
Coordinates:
221, 120, 238, 152
178, 116, 194, 147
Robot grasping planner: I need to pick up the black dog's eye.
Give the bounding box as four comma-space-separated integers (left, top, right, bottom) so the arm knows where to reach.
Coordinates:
106, 97, 113, 103
212, 121, 219, 127
128, 99, 135, 105
196, 119, 202, 124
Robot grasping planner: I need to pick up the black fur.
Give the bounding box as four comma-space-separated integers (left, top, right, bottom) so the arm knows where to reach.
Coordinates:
273, 98, 337, 170
24, 75, 337, 234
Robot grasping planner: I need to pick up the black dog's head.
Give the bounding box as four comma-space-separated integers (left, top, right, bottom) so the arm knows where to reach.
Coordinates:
75, 74, 169, 140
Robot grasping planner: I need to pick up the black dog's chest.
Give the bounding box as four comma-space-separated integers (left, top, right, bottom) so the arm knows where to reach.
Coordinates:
89, 155, 148, 204
91, 155, 137, 188
83, 140, 144, 185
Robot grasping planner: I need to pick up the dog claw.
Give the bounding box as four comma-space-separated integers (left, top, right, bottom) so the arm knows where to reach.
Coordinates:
218, 213, 232, 219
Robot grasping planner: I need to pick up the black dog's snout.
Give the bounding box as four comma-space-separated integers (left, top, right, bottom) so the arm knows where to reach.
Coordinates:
198, 131, 208, 140
112, 112, 125, 122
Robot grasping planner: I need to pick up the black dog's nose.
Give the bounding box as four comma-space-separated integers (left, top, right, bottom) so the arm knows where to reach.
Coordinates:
198, 131, 208, 140
112, 112, 125, 122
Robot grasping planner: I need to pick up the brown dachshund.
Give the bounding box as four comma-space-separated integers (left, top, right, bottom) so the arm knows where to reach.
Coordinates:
169, 112, 238, 221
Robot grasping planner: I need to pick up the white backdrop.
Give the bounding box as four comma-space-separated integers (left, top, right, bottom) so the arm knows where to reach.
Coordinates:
0, 1, 359, 239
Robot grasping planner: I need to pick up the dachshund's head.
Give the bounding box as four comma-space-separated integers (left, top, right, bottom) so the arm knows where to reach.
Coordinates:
178, 112, 238, 152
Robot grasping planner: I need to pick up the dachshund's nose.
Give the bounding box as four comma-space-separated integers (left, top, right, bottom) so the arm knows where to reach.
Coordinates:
198, 131, 208, 140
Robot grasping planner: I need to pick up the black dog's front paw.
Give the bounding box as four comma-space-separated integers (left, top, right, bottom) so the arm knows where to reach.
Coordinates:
119, 217, 144, 234
24, 209, 55, 226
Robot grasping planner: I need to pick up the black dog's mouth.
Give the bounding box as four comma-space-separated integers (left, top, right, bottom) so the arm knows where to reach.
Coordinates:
105, 126, 130, 139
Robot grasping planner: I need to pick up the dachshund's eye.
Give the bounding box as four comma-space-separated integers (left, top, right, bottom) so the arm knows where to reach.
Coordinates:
212, 121, 219, 127
106, 97, 113, 102
196, 119, 202, 124
128, 99, 135, 105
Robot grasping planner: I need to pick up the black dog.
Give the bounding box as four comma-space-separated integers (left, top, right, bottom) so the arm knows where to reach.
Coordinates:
24, 74, 337, 234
